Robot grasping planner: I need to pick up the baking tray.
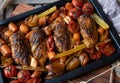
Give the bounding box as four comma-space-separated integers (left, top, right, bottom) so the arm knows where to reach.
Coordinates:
0, 0, 120, 83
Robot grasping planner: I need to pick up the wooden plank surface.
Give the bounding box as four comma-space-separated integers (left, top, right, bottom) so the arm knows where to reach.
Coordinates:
69, 65, 120, 83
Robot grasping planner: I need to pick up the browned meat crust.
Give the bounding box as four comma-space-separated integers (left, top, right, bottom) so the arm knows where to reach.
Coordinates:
77, 14, 98, 48
9, 32, 31, 65
53, 23, 72, 52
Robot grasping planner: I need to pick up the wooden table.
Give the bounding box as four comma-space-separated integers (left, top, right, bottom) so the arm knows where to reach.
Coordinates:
0, 0, 120, 83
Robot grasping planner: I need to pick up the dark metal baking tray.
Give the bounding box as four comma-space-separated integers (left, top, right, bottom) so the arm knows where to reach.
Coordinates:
0, 0, 120, 83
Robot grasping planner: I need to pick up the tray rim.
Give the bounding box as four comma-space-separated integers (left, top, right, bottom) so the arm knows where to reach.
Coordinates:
0, 0, 120, 83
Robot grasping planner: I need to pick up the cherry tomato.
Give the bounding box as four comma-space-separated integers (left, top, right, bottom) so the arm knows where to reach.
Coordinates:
4, 65, 18, 78
100, 42, 115, 56
59, 6, 67, 15
82, 2, 94, 15
10, 80, 21, 83
68, 20, 79, 33
84, 48, 94, 54
46, 36, 55, 52
31, 71, 41, 78
90, 51, 102, 60
26, 78, 41, 83
68, 8, 82, 19
65, 2, 74, 11
17, 70, 31, 82
72, 0, 84, 8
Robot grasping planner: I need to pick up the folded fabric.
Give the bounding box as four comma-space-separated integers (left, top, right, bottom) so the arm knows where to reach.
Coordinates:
97, 0, 120, 33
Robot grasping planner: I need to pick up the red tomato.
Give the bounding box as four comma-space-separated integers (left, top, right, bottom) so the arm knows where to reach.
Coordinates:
68, 8, 82, 19
90, 51, 102, 60
10, 80, 21, 83
46, 36, 55, 52
26, 78, 41, 83
84, 48, 94, 54
68, 20, 79, 33
100, 43, 115, 56
17, 70, 31, 82
4, 65, 18, 78
82, 3, 94, 15
72, 0, 84, 8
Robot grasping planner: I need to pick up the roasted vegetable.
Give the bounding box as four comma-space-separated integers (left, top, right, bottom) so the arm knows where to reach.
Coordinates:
1, 56, 13, 67
68, 20, 79, 33
48, 10, 60, 23
72, 0, 84, 8
4, 30, 13, 37
26, 78, 41, 83
46, 61, 65, 79
10, 80, 21, 83
0, 45, 12, 57
0, 38, 6, 46
47, 51, 56, 61
79, 53, 89, 66
73, 32, 81, 42
8, 22, 18, 32
97, 41, 115, 56
65, 2, 74, 11
90, 51, 102, 60
31, 71, 41, 78
4, 65, 18, 78
82, 3, 94, 15
17, 70, 31, 82
25, 15, 39, 27
30, 56, 38, 67
56, 44, 86, 58
38, 6, 57, 18
16, 66, 46, 71
68, 8, 82, 19
98, 27, 109, 41
91, 13, 109, 29
39, 16, 49, 26
46, 36, 55, 52
66, 58, 80, 71
19, 24, 30, 34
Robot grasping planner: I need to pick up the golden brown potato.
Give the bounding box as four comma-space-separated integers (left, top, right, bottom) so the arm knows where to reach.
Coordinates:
0, 45, 12, 57
4, 30, 13, 37
0, 38, 6, 46
8, 22, 18, 32
39, 16, 49, 26
73, 32, 80, 42
19, 24, 30, 34
47, 51, 56, 61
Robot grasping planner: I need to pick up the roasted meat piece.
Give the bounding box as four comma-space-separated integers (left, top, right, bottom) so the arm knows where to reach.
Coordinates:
77, 14, 98, 48
9, 32, 31, 65
44, 17, 65, 35
53, 23, 72, 52
27, 29, 47, 66
27, 29, 46, 54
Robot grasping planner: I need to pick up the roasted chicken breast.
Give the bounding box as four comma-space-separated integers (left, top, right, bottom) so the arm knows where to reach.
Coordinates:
53, 23, 72, 52
27, 29, 47, 66
77, 14, 98, 48
9, 32, 31, 65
